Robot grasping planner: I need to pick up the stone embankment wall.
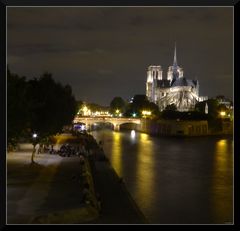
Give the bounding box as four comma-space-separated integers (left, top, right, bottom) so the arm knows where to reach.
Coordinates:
136, 119, 233, 137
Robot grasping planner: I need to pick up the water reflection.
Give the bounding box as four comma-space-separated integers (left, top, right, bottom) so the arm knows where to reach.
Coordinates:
215, 139, 228, 172
111, 132, 122, 177
211, 139, 233, 223
130, 130, 136, 139
91, 130, 233, 224
135, 133, 155, 209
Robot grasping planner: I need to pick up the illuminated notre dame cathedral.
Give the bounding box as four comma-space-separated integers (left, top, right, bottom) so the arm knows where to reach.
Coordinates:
146, 44, 208, 111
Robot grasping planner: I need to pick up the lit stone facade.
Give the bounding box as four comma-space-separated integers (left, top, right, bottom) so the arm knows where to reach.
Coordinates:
146, 45, 208, 111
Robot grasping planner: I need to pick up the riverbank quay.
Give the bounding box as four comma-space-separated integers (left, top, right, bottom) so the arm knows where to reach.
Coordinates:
7, 132, 147, 224
86, 155, 148, 224
54, 132, 148, 224
7, 141, 98, 224
136, 118, 233, 137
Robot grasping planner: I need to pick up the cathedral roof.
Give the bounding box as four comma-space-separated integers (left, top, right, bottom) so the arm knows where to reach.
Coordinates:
171, 77, 197, 87
157, 79, 171, 88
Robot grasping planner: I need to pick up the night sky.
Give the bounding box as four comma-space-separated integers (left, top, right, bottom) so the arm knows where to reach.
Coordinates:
7, 7, 233, 106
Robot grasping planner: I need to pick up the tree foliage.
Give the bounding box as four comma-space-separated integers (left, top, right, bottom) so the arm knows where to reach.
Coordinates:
110, 97, 126, 114
165, 103, 177, 111
7, 69, 77, 146
195, 99, 219, 118
7, 68, 29, 146
195, 98, 228, 131
26, 72, 77, 138
125, 94, 160, 118
161, 110, 207, 120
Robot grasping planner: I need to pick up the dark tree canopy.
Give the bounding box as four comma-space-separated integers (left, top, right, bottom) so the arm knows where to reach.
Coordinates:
165, 104, 177, 111
7, 69, 77, 146
161, 110, 208, 121
195, 99, 219, 118
125, 94, 160, 118
26, 72, 77, 139
7, 68, 29, 145
110, 97, 126, 114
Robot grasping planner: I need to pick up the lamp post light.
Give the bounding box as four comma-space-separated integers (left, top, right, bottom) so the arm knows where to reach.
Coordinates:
115, 109, 120, 117
220, 111, 226, 117
31, 132, 38, 164
142, 110, 146, 118
142, 110, 151, 118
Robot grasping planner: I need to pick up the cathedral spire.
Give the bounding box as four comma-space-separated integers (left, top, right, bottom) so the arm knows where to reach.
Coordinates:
172, 42, 178, 80
173, 42, 177, 67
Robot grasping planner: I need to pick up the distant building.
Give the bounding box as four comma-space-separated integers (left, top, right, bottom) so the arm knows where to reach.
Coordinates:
146, 44, 208, 111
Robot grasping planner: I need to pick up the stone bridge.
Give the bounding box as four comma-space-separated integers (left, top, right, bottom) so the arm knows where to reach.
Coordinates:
73, 116, 141, 131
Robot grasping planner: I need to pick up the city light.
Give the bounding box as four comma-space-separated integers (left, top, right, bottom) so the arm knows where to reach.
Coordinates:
142, 110, 151, 115
81, 105, 91, 116
142, 110, 152, 117
132, 113, 136, 117
220, 111, 226, 117
116, 109, 120, 114
83, 106, 88, 113
131, 130, 136, 138
32, 133, 37, 138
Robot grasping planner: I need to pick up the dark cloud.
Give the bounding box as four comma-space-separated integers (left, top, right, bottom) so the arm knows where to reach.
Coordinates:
7, 7, 233, 105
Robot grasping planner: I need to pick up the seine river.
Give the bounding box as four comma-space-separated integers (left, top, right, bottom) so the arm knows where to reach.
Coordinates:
91, 129, 233, 224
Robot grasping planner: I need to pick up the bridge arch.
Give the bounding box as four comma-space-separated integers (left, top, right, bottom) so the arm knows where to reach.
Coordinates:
73, 116, 141, 131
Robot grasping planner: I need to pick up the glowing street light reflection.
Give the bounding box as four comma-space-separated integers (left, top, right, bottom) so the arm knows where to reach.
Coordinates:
131, 130, 136, 138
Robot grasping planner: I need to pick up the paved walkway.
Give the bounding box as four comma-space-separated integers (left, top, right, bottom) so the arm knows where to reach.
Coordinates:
7, 151, 98, 224
87, 159, 148, 224
7, 137, 148, 224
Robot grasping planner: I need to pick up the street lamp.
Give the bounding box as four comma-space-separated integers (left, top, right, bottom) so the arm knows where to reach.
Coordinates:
220, 111, 226, 117
32, 133, 38, 146
142, 110, 151, 118
31, 132, 38, 163
115, 109, 120, 117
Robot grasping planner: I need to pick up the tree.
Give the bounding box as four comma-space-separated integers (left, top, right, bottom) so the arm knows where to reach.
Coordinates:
26, 72, 77, 163
195, 99, 218, 118
7, 68, 29, 148
195, 99, 222, 132
125, 94, 160, 118
165, 104, 177, 111
110, 97, 126, 115
7, 69, 77, 163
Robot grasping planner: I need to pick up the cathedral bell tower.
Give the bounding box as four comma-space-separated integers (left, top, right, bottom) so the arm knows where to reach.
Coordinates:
146, 65, 162, 103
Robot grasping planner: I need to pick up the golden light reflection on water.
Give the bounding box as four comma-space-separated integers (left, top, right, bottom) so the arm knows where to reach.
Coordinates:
135, 133, 155, 208
215, 139, 230, 177
211, 139, 233, 223
111, 132, 123, 177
